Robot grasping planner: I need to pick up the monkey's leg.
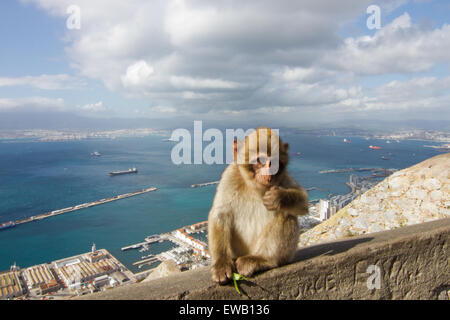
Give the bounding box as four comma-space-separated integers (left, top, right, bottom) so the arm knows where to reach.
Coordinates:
235, 214, 299, 277
208, 210, 235, 284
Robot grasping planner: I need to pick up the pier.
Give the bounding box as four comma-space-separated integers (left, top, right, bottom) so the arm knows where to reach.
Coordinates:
319, 168, 396, 174
133, 256, 159, 266
121, 234, 165, 251
9, 187, 158, 227
190, 181, 219, 188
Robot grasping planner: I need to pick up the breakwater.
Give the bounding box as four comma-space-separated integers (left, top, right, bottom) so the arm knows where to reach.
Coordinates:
4, 187, 158, 227
190, 181, 219, 188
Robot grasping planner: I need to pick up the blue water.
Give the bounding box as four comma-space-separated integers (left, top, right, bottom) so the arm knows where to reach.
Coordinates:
0, 133, 442, 272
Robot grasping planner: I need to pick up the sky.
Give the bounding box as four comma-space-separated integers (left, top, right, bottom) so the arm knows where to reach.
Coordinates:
0, 0, 449, 128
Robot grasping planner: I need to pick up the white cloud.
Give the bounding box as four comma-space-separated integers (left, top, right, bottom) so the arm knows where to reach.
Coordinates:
170, 76, 241, 90
150, 105, 177, 113
326, 13, 450, 74
365, 76, 450, 111
80, 101, 106, 112
0, 74, 85, 90
20, 1, 450, 121
121, 61, 154, 88
0, 96, 65, 111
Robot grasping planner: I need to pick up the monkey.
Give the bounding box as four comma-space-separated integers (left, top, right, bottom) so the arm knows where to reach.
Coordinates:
208, 127, 309, 284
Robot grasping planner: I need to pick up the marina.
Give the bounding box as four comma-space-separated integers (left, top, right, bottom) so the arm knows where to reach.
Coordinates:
122, 221, 209, 270
3, 187, 158, 228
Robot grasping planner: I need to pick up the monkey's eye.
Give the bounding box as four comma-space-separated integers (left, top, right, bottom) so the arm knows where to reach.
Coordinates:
257, 156, 268, 165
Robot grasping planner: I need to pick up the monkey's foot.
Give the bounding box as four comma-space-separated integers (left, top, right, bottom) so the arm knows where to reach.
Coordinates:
235, 255, 270, 277
211, 260, 234, 285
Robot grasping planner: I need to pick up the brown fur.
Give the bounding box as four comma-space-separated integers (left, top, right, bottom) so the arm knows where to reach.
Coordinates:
208, 128, 309, 284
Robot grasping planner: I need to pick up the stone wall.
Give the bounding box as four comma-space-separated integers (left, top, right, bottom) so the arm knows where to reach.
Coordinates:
76, 217, 450, 300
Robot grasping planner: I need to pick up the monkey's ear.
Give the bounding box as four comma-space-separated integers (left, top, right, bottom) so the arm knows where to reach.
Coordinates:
283, 143, 289, 152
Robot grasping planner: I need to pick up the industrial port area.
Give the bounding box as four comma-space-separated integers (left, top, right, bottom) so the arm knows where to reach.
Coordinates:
1, 245, 133, 300
0, 221, 210, 300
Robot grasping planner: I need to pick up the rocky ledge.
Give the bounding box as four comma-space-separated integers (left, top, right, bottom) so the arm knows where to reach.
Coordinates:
299, 153, 449, 247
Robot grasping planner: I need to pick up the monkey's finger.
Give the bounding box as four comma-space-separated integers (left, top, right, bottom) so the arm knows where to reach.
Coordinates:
263, 202, 276, 210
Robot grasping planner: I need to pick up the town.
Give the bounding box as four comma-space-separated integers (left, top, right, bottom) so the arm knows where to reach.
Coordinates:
0, 221, 210, 300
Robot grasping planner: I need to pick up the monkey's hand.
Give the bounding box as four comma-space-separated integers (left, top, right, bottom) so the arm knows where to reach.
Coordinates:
262, 186, 283, 211
263, 185, 309, 215
211, 259, 234, 285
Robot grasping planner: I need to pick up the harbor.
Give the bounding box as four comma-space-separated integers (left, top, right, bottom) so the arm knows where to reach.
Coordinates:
2, 187, 158, 228
121, 221, 209, 271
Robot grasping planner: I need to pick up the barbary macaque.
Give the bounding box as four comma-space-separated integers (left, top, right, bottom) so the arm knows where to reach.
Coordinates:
208, 127, 309, 284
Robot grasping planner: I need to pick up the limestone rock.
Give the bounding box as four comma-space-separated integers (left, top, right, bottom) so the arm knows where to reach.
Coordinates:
143, 260, 181, 282
299, 153, 450, 247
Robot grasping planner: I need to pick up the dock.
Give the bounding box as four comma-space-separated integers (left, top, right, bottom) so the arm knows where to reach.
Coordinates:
319, 168, 396, 174
9, 187, 158, 227
121, 234, 165, 251
190, 181, 219, 188
133, 256, 159, 266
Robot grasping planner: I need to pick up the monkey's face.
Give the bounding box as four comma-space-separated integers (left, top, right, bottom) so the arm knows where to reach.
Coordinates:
248, 150, 287, 187
234, 127, 289, 189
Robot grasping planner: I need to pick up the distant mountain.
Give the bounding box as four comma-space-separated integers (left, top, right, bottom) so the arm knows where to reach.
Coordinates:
0, 110, 448, 132
0, 111, 183, 130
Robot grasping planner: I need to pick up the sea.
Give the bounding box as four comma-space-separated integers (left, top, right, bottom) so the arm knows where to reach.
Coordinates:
0, 132, 443, 273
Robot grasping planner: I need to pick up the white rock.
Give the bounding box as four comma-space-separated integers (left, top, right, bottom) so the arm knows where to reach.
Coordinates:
353, 217, 368, 230
423, 178, 441, 191
439, 207, 450, 216
421, 202, 438, 214
429, 190, 443, 202
368, 223, 384, 233
388, 176, 408, 191
384, 210, 396, 221
406, 188, 428, 200
348, 208, 358, 217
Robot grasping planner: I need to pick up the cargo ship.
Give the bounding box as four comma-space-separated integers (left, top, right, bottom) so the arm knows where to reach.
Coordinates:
109, 167, 138, 176
0, 221, 15, 231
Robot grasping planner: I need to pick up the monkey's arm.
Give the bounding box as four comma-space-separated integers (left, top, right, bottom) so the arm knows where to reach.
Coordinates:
208, 202, 235, 284
263, 174, 309, 216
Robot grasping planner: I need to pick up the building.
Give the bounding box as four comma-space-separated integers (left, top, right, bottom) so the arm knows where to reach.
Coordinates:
54, 254, 118, 290
173, 229, 209, 257
22, 264, 56, 290
0, 271, 23, 300
319, 199, 330, 221
39, 279, 60, 295
93, 275, 109, 288
88, 243, 106, 263
188, 221, 208, 232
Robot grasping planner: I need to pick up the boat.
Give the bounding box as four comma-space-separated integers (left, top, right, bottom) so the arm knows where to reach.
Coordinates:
369, 145, 381, 150
381, 156, 390, 160
0, 221, 16, 231
91, 151, 101, 157
343, 138, 350, 143
109, 167, 138, 176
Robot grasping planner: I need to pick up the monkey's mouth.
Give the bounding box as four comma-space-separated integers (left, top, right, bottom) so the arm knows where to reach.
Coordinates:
255, 173, 273, 186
